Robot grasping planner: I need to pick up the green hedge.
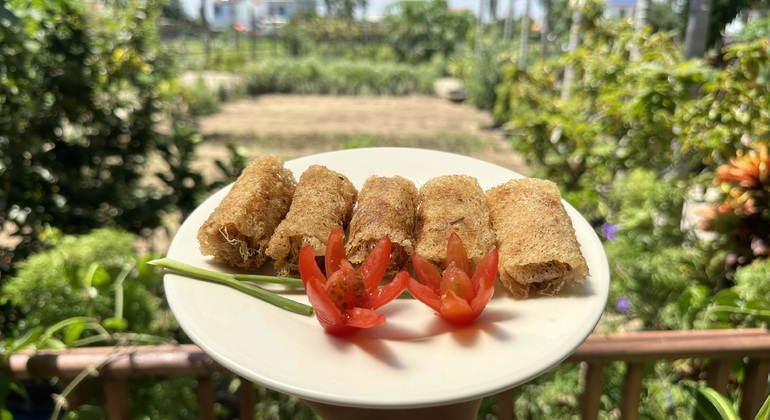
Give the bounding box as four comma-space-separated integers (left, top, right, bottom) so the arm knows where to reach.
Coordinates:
245, 57, 439, 96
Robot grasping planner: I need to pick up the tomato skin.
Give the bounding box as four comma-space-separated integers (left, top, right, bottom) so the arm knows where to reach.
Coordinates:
358, 236, 391, 291
324, 229, 346, 276
472, 247, 499, 295
299, 244, 325, 289
440, 290, 476, 326
305, 274, 353, 335
440, 265, 474, 302
406, 277, 442, 312
445, 232, 472, 276
411, 252, 443, 292
368, 271, 410, 309
299, 231, 407, 335
409, 235, 499, 326
345, 307, 386, 329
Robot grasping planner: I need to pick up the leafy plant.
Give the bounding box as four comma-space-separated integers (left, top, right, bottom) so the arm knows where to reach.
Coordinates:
381, 0, 473, 64
245, 57, 438, 95
699, 143, 770, 279
1, 228, 167, 337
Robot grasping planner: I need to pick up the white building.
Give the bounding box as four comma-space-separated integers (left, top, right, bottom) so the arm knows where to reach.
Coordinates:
605, 0, 636, 19
181, 0, 316, 32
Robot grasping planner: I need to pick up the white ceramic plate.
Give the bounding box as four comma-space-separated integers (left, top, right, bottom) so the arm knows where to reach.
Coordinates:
164, 147, 610, 409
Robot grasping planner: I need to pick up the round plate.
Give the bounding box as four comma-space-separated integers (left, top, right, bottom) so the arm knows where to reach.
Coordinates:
164, 147, 610, 409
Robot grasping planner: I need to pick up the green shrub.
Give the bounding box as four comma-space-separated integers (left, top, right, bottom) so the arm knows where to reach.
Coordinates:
245, 57, 438, 95
1, 228, 167, 337
0, 0, 220, 272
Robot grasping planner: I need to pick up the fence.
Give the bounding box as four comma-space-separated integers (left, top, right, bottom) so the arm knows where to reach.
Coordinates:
8, 328, 770, 419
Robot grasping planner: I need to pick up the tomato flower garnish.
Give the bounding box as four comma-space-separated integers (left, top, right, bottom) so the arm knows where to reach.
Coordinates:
299, 229, 409, 336
407, 232, 498, 326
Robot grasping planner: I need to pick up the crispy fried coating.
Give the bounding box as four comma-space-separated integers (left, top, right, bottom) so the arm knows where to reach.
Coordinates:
415, 175, 496, 269
486, 178, 589, 299
266, 165, 357, 275
345, 175, 419, 272
197, 155, 296, 270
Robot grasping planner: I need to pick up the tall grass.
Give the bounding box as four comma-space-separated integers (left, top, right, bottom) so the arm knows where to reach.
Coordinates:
245, 57, 440, 96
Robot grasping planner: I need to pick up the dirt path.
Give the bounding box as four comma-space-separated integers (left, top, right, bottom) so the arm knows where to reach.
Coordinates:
195, 94, 529, 176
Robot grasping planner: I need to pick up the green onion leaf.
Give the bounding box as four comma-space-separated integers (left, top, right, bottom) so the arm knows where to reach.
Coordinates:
149, 258, 313, 316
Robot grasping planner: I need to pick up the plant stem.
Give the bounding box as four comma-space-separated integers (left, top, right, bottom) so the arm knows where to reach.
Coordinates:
231, 273, 303, 287
149, 258, 313, 316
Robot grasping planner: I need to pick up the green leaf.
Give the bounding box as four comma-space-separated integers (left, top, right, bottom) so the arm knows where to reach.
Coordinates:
755, 393, 770, 420
693, 387, 739, 420
7, 327, 44, 353
90, 265, 111, 287
64, 405, 107, 420
102, 317, 129, 331
44, 317, 97, 340
64, 321, 87, 347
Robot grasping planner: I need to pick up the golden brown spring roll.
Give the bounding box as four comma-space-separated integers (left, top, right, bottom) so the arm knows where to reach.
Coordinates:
486, 178, 590, 299
345, 175, 419, 272
197, 154, 296, 270
415, 175, 496, 269
266, 165, 357, 275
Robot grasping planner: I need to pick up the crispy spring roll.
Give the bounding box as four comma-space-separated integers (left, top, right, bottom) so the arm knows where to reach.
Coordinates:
415, 175, 496, 269
345, 175, 419, 272
266, 165, 357, 275
197, 154, 296, 270
486, 178, 590, 299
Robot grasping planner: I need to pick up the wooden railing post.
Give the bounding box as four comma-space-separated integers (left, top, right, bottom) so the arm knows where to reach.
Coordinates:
580, 361, 604, 420
196, 375, 216, 420
104, 377, 129, 419
706, 360, 731, 395
239, 377, 256, 419
495, 387, 515, 419
739, 358, 770, 420
620, 362, 644, 420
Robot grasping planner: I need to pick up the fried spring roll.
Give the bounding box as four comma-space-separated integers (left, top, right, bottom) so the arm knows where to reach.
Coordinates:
266, 165, 357, 275
486, 178, 589, 299
345, 175, 419, 272
197, 155, 296, 270
415, 175, 496, 269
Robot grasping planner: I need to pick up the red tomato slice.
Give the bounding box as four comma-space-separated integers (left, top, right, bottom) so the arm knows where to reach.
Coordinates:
345, 307, 386, 329
440, 289, 477, 326
411, 252, 442, 292
440, 265, 474, 303
472, 247, 499, 295
305, 275, 352, 335
471, 275, 495, 314
407, 277, 442, 313
324, 264, 361, 311
324, 228, 346, 276
299, 244, 325, 288
445, 232, 472, 277
368, 271, 409, 309
358, 235, 391, 291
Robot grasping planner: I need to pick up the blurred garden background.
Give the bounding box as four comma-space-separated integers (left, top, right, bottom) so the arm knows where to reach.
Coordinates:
2, 0, 770, 418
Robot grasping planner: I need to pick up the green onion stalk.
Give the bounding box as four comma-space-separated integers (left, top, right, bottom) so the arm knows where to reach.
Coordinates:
149, 258, 313, 316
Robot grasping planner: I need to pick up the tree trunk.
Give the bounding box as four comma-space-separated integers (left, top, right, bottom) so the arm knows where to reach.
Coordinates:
503, 0, 514, 41
475, 0, 487, 55
518, 0, 531, 68
684, 0, 713, 59
540, 0, 552, 59
200, 0, 211, 60
489, 0, 498, 22
561, 0, 583, 101
630, 0, 650, 61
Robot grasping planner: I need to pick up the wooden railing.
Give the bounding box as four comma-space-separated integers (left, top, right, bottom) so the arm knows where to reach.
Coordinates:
7, 329, 770, 419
